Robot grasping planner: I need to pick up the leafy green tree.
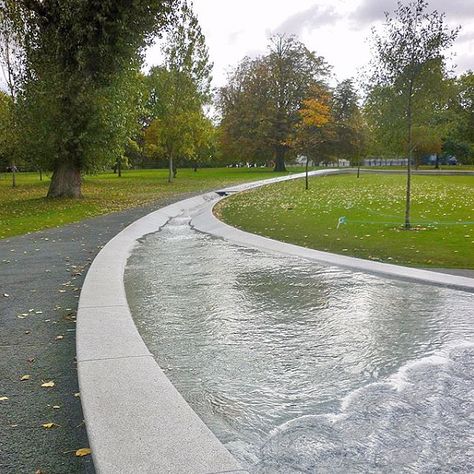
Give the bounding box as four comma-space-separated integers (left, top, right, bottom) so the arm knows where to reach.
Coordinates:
368, 0, 458, 228
145, 0, 212, 182
0, 0, 176, 197
0, 91, 13, 170
443, 71, 474, 163
217, 57, 274, 166
218, 35, 329, 171
266, 35, 330, 171
331, 79, 367, 172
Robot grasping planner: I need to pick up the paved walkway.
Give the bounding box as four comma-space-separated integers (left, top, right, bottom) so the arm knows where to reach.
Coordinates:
0, 194, 197, 474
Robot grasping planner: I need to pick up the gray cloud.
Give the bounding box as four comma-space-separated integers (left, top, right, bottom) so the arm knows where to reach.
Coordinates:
274, 4, 342, 36
458, 30, 474, 44
352, 0, 474, 26
227, 30, 244, 45
454, 52, 474, 73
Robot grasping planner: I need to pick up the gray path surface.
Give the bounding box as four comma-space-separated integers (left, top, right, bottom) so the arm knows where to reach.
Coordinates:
0, 194, 196, 474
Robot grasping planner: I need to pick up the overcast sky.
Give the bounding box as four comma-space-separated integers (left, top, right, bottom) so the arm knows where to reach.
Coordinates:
146, 0, 474, 89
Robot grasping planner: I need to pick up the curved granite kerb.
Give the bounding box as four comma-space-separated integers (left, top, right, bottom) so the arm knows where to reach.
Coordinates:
77, 169, 474, 473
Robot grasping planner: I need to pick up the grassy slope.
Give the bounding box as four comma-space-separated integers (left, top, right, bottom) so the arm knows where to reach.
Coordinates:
216, 174, 474, 269
0, 167, 304, 239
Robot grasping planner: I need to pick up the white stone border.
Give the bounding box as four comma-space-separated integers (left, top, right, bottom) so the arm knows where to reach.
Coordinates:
77, 169, 474, 473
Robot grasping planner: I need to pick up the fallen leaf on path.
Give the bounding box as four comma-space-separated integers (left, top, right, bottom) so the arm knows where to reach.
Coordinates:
75, 448, 91, 457
74, 392, 80, 398
41, 381, 55, 388
42, 422, 60, 429
20, 375, 31, 381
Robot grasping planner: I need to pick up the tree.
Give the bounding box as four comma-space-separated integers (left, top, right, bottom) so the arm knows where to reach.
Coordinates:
293, 84, 332, 189
0, 0, 176, 198
217, 57, 274, 166
145, 0, 212, 182
443, 71, 474, 164
266, 35, 330, 171
331, 79, 367, 174
218, 35, 330, 171
368, 0, 458, 229
0, 2, 23, 186
144, 68, 211, 180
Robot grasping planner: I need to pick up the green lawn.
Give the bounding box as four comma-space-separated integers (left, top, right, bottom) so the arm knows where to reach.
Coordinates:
216, 174, 474, 269
0, 167, 304, 239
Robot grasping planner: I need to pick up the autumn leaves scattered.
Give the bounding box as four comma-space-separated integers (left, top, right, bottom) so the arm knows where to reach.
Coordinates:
2, 376, 90, 458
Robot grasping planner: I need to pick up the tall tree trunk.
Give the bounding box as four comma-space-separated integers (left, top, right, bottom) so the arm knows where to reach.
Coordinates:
404, 76, 415, 230
168, 154, 173, 183
357, 156, 361, 178
173, 162, 177, 179
118, 158, 122, 178
405, 150, 412, 229
39, 168, 43, 181
305, 156, 309, 190
12, 165, 16, 188
47, 161, 82, 198
274, 145, 287, 172
434, 154, 439, 169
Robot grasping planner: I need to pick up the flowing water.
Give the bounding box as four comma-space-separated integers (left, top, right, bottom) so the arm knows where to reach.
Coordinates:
125, 216, 474, 473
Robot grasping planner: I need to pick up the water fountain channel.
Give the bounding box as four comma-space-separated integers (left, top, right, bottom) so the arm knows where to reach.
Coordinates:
124, 214, 474, 473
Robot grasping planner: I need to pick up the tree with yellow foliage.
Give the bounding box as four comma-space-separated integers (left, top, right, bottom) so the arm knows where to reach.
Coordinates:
294, 85, 332, 189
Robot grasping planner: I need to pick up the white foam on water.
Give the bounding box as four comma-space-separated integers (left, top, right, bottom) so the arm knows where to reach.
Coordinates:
258, 342, 474, 473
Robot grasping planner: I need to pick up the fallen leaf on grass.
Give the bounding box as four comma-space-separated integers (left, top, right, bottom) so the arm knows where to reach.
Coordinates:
52, 405, 61, 409
55, 335, 64, 340
42, 422, 60, 429
3, 293, 9, 297
0, 396, 9, 401
74, 392, 80, 398
75, 448, 91, 457
41, 381, 55, 388
20, 375, 31, 381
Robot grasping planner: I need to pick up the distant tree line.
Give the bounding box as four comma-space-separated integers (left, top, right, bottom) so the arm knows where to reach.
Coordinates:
0, 0, 472, 209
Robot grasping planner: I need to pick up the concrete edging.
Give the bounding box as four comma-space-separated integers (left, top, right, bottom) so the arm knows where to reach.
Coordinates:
77, 169, 474, 473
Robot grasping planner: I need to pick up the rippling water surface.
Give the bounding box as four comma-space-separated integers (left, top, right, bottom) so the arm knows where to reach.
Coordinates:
125, 217, 474, 472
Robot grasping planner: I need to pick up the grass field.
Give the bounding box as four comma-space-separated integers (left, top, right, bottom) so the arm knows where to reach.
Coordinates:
216, 173, 474, 269
0, 167, 304, 239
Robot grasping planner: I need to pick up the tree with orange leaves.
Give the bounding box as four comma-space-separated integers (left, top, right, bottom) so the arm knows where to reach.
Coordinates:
294, 85, 333, 189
